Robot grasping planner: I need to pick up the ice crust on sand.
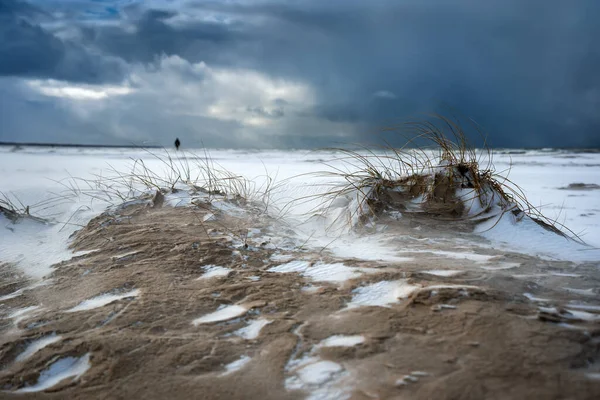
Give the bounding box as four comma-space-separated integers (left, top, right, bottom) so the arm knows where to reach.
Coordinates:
220, 355, 251, 376
16, 333, 62, 362
67, 289, 140, 312
192, 305, 248, 325
16, 353, 90, 393
198, 265, 231, 279
233, 318, 272, 339
318, 335, 365, 348
268, 261, 369, 283
347, 280, 420, 308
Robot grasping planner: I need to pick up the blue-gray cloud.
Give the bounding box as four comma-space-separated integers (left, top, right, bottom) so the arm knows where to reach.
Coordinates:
1, 0, 599, 148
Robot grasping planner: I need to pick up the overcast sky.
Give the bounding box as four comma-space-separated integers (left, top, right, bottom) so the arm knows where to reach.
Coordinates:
1, 0, 599, 148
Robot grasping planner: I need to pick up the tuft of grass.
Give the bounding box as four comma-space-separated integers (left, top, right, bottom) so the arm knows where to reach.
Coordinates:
303, 115, 583, 242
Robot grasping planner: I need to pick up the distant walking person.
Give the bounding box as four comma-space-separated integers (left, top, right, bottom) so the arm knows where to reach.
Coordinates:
174, 137, 181, 150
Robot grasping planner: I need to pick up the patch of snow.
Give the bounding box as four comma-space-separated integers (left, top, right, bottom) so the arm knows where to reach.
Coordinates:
564, 309, 600, 322
0, 288, 25, 302
67, 289, 140, 312
16, 333, 62, 362
347, 280, 420, 309
524, 293, 551, 302
15, 353, 90, 393
210, 199, 247, 217
431, 304, 457, 311
318, 335, 365, 348
422, 270, 463, 277
480, 262, 521, 270
302, 285, 321, 293
9, 306, 40, 324
563, 287, 596, 296
165, 190, 194, 207
475, 211, 600, 262
0, 280, 50, 302
198, 265, 231, 279
421, 284, 482, 291
192, 304, 248, 325
268, 261, 371, 284
270, 253, 295, 262
233, 318, 272, 340
567, 303, 600, 312
398, 250, 496, 262
551, 272, 581, 277
294, 361, 343, 386
220, 355, 251, 376
203, 213, 216, 222
112, 250, 139, 261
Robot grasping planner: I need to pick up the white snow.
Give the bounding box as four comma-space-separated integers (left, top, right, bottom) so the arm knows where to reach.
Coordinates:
0, 288, 25, 302
67, 289, 140, 312
480, 262, 521, 271
318, 335, 365, 348
539, 307, 600, 322
285, 358, 350, 400
551, 272, 581, 277
567, 303, 600, 312
203, 213, 217, 222
524, 293, 551, 303
220, 355, 251, 376
9, 306, 41, 324
476, 211, 600, 262
398, 250, 496, 262
233, 318, 272, 339
420, 284, 482, 291
347, 280, 420, 308
268, 261, 372, 284
422, 270, 464, 277
562, 287, 596, 296
294, 361, 343, 385
198, 265, 231, 279
192, 304, 248, 325
270, 253, 295, 262
302, 285, 322, 293
15, 353, 91, 393
16, 333, 63, 362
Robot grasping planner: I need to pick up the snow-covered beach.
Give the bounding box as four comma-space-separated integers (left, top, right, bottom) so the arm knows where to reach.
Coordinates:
1, 145, 599, 399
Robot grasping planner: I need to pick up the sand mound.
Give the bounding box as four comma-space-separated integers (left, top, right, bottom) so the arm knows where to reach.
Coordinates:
1, 197, 599, 399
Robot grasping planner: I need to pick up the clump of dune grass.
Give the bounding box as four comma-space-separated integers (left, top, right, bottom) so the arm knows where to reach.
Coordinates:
52, 147, 277, 210
45, 147, 281, 247
0, 192, 52, 223
308, 115, 582, 242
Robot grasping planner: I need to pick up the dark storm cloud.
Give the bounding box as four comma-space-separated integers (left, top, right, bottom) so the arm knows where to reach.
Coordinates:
2, 0, 600, 147
78, 7, 243, 65
0, 0, 125, 83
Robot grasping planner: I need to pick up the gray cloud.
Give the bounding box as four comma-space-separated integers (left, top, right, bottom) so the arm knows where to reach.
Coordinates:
0, 0, 125, 83
1, 0, 599, 148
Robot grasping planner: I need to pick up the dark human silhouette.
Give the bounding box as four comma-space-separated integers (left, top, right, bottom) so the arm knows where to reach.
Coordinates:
174, 138, 181, 150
